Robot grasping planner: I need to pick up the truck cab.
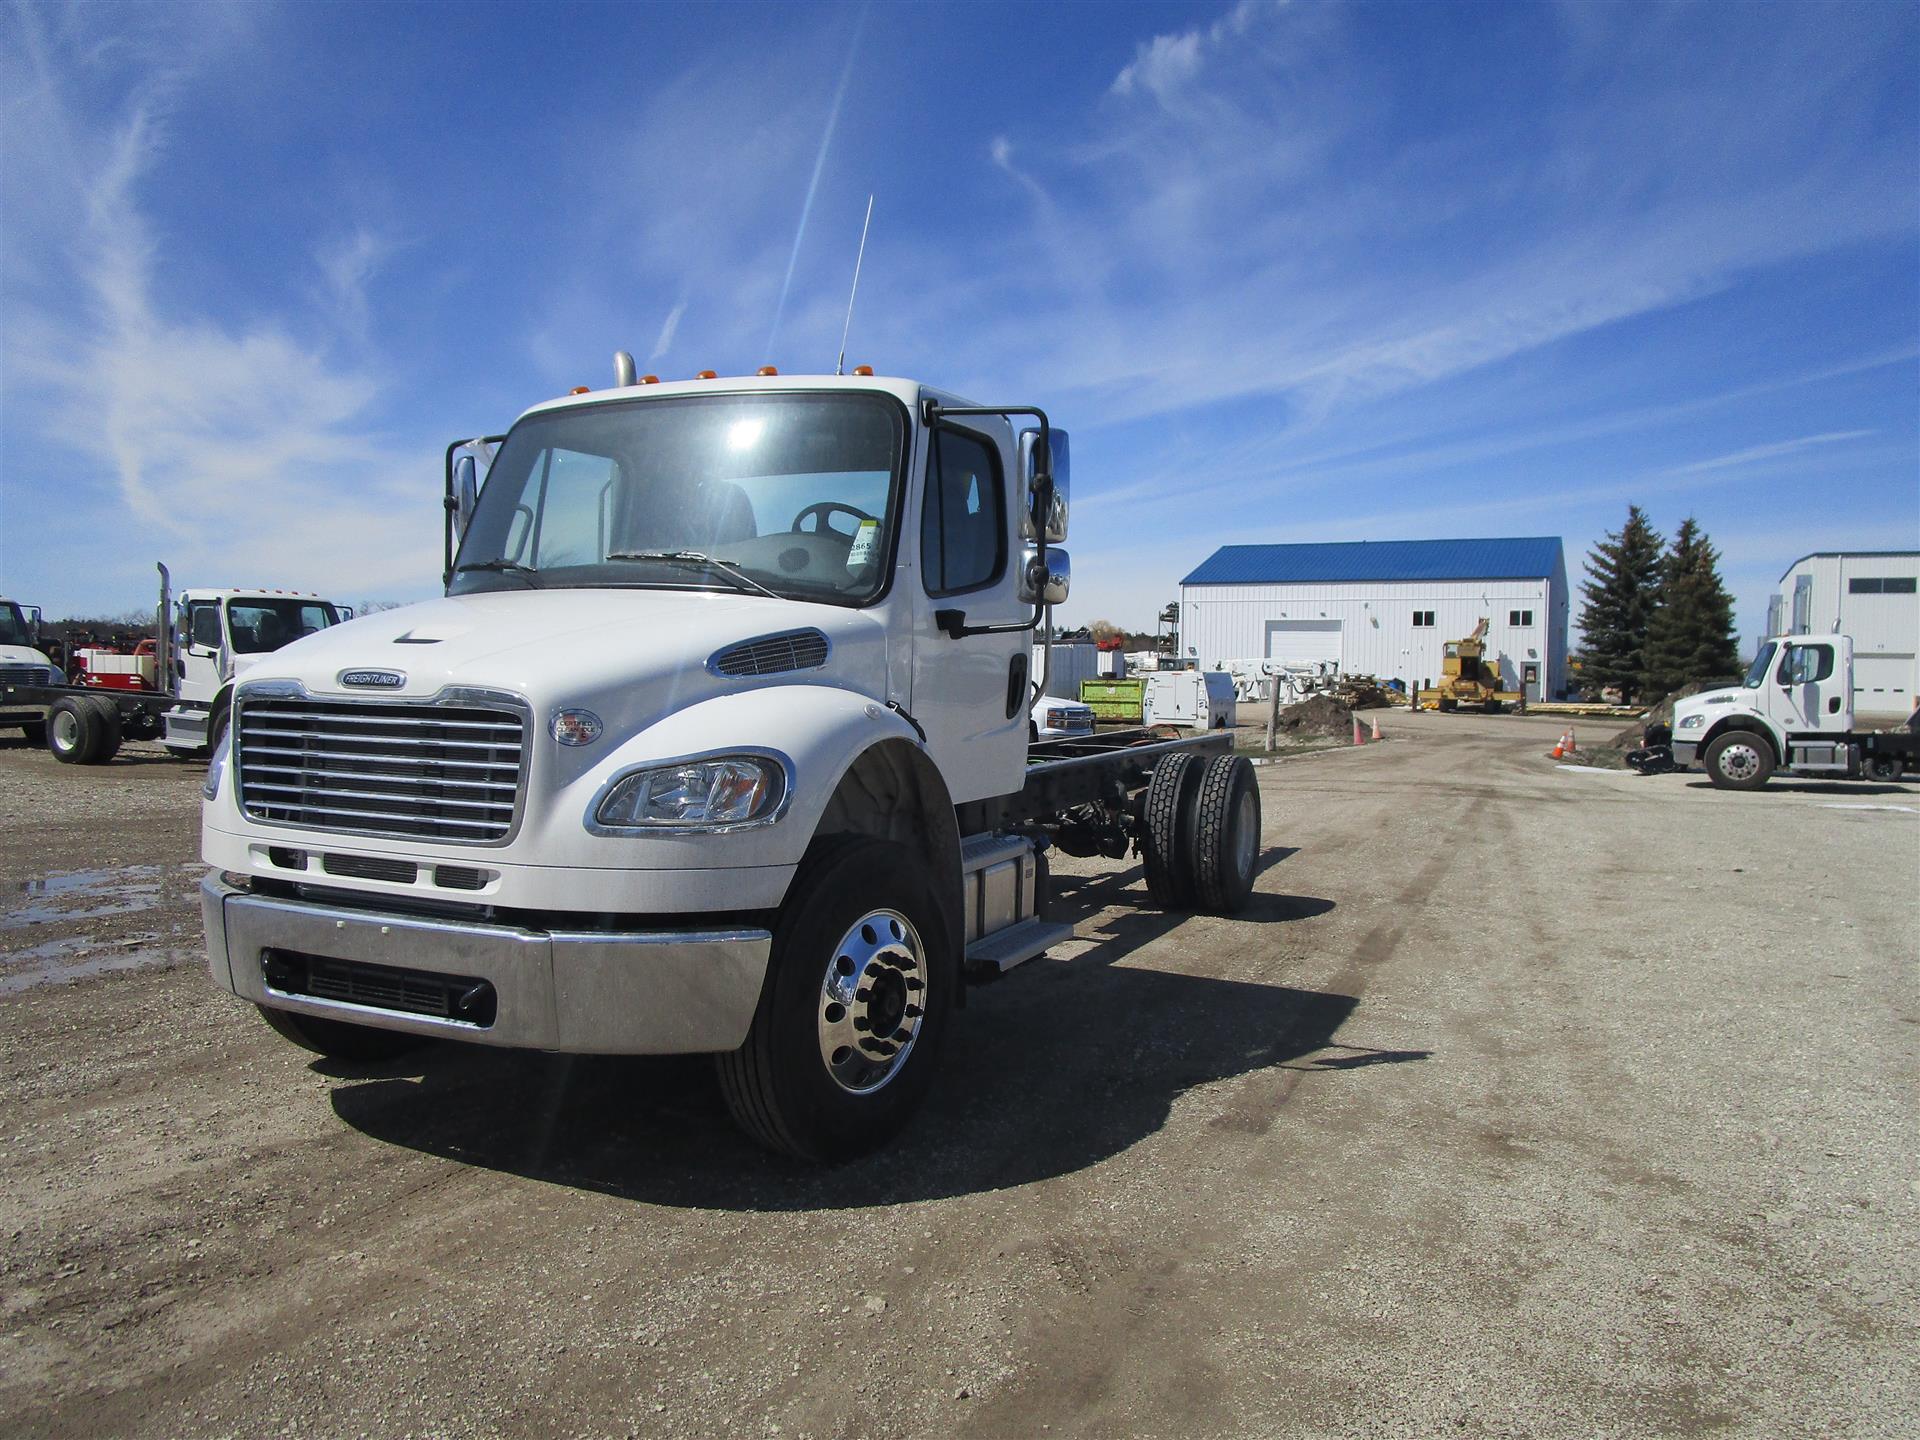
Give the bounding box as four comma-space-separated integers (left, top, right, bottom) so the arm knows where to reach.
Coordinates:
200, 367, 1263, 1161
0, 598, 60, 742
164, 590, 347, 750
1673, 635, 1865, 787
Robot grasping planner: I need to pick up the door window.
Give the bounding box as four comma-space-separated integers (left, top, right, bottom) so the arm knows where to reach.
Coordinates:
1780, 644, 1834, 685
189, 603, 222, 651
921, 429, 1005, 597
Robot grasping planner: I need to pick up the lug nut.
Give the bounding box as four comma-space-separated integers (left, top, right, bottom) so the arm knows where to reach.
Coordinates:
904, 1005, 922, 1018
853, 1016, 870, 1032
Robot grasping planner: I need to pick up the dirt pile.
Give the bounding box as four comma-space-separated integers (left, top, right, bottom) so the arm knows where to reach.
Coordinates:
1608, 682, 1712, 750
1272, 693, 1357, 738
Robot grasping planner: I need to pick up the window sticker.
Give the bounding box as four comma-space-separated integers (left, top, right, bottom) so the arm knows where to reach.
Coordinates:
847, 518, 879, 569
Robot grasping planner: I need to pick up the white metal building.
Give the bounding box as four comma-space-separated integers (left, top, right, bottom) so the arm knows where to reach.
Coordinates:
1766, 551, 1918, 724
1178, 538, 1570, 703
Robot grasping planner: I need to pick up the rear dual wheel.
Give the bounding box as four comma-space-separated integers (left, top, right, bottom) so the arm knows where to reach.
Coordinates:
47, 695, 122, 765
1140, 752, 1262, 914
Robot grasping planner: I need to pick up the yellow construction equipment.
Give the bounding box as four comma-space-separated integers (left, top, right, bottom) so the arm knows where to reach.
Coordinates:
1417, 618, 1525, 713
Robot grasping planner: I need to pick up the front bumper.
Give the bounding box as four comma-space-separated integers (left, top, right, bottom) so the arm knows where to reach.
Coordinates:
1671, 740, 1699, 768
201, 873, 770, 1054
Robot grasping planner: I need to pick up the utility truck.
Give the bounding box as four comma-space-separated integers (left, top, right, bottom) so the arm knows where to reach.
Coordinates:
0, 569, 347, 763
1673, 634, 1917, 789
198, 363, 1264, 1161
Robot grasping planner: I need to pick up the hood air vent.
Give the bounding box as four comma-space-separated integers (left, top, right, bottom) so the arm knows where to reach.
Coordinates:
709, 628, 830, 678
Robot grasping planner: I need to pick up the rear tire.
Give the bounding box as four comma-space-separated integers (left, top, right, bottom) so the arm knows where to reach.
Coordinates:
1140, 750, 1202, 910
1186, 754, 1261, 914
1864, 753, 1904, 782
717, 836, 955, 1162
256, 1004, 427, 1061
48, 696, 116, 764
85, 697, 122, 763
1704, 729, 1774, 790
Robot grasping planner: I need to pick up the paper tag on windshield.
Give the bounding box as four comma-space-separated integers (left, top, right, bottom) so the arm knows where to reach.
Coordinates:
847, 520, 878, 569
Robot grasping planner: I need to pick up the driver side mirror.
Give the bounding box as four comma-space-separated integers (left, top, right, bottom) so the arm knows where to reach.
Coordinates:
1017, 428, 1070, 543
1018, 546, 1071, 606
454, 454, 480, 541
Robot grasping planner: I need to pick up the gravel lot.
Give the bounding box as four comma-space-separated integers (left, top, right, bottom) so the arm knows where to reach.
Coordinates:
2, 714, 1915, 1439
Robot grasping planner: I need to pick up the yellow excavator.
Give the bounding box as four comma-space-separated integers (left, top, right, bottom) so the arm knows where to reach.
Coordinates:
1417, 618, 1525, 713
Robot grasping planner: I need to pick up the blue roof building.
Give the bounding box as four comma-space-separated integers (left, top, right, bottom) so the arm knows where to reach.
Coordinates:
1178, 537, 1571, 701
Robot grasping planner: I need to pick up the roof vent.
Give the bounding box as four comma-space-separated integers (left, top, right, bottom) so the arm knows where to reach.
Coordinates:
709, 628, 830, 678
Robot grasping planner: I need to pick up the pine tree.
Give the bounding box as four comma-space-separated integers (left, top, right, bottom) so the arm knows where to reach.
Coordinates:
1573, 505, 1664, 703
1642, 517, 1741, 697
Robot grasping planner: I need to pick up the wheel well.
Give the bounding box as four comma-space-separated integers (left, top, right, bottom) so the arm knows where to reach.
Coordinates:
813, 740, 965, 993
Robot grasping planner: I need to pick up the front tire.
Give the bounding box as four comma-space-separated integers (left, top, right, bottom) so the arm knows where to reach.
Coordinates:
1704, 730, 1774, 790
255, 1004, 427, 1061
718, 836, 955, 1162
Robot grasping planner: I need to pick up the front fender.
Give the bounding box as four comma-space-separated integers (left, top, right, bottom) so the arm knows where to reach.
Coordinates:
1699, 713, 1781, 762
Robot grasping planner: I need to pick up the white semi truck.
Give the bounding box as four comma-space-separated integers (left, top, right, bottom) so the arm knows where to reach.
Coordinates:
199, 365, 1264, 1161
1673, 634, 1917, 788
0, 568, 348, 763
0, 598, 62, 744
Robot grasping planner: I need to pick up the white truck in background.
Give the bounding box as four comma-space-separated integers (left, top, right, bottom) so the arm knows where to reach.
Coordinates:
199, 362, 1266, 1161
1673, 634, 1917, 788
0, 598, 62, 744
0, 569, 348, 763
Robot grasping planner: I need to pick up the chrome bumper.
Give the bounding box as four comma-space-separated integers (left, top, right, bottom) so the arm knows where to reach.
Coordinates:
1671, 740, 1698, 768
202, 873, 770, 1054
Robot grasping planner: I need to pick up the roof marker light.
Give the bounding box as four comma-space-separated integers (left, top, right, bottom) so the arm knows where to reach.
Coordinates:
757, 365, 779, 376
697, 370, 718, 380
640, 374, 660, 384
852, 365, 873, 376
570, 386, 591, 395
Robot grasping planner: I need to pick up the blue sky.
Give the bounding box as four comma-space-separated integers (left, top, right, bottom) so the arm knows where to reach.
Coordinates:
3, 0, 1915, 644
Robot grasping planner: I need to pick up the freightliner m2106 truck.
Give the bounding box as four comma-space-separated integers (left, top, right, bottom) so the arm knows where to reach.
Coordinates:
200, 364, 1263, 1160
1674, 634, 1916, 788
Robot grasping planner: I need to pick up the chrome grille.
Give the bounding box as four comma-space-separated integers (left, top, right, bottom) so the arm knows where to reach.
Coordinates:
236, 695, 527, 844
709, 629, 829, 678
0, 664, 55, 685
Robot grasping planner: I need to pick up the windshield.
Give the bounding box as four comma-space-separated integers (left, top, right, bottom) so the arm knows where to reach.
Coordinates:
448, 393, 906, 605
227, 599, 341, 654
0, 603, 29, 648
1742, 642, 1777, 689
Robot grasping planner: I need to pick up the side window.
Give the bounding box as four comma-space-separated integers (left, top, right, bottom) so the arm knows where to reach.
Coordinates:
189, 603, 222, 650
921, 429, 1005, 597
1509, 609, 1533, 627
1413, 610, 1435, 628
1781, 645, 1836, 684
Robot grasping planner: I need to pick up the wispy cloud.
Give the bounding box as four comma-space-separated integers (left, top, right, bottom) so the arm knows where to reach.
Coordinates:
648, 300, 687, 363
1111, 0, 1278, 101
1662, 430, 1877, 477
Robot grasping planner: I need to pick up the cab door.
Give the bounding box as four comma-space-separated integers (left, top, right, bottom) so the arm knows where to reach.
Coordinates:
1776, 639, 1849, 733
178, 600, 225, 703
907, 418, 1028, 805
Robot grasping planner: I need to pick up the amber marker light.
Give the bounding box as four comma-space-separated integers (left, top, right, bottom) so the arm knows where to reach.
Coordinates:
570, 386, 591, 394
757, 365, 779, 376
640, 374, 660, 384
852, 365, 873, 376
696, 370, 718, 380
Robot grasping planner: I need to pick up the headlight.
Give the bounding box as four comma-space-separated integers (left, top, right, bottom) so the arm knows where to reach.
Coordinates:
1677, 713, 1705, 730
592, 754, 787, 831
203, 733, 231, 800
1046, 708, 1067, 728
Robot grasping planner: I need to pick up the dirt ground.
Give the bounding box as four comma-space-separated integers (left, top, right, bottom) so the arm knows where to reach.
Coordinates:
2, 715, 1915, 1439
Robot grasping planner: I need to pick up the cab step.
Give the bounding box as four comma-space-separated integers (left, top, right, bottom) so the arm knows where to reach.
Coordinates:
964, 916, 1074, 977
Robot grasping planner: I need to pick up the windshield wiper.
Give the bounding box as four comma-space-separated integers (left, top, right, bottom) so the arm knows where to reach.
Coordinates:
606, 550, 782, 599
452, 559, 542, 588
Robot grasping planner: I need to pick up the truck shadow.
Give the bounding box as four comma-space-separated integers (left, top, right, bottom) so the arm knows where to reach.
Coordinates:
327, 863, 1359, 1209
1681, 780, 1913, 796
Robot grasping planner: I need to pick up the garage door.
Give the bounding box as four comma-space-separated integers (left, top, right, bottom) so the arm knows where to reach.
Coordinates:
1265, 619, 1343, 666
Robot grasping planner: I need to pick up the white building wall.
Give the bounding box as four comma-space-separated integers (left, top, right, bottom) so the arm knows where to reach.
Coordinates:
1178, 577, 1567, 699
1776, 553, 1919, 723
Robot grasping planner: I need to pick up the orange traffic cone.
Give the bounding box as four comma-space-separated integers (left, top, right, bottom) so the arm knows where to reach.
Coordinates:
1352, 717, 1365, 745
1370, 716, 1382, 741
1550, 730, 1567, 759
1566, 727, 1577, 756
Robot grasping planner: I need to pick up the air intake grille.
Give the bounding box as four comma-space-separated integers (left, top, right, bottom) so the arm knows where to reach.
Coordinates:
709, 629, 830, 678
0, 664, 55, 686
236, 695, 526, 844
322, 853, 418, 884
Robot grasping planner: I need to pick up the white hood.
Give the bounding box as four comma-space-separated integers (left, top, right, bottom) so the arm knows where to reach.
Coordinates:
234, 588, 891, 718
0, 644, 56, 670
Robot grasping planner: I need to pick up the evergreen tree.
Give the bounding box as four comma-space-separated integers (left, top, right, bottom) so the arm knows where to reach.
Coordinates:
1573, 505, 1664, 703
1643, 517, 1741, 697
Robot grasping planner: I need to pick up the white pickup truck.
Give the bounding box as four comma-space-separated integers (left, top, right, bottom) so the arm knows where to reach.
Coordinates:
0, 597, 61, 743
1673, 634, 1916, 788
199, 365, 1263, 1160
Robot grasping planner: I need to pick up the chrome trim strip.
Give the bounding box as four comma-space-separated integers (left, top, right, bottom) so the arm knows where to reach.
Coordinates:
233, 678, 533, 848
584, 746, 796, 836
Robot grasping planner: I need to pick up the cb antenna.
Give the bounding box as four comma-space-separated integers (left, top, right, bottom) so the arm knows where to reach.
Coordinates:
835, 194, 874, 376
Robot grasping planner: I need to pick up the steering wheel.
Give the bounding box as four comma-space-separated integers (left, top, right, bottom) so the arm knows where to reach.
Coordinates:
791, 501, 875, 542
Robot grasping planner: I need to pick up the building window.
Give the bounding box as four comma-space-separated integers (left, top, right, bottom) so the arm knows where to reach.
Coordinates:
1849, 576, 1917, 594
1509, 609, 1533, 626
1412, 610, 1435, 627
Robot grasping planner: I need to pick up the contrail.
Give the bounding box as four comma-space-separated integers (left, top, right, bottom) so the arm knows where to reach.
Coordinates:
765, 6, 867, 359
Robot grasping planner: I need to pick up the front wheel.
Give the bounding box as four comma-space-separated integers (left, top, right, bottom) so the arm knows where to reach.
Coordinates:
717, 836, 955, 1162
1704, 730, 1774, 790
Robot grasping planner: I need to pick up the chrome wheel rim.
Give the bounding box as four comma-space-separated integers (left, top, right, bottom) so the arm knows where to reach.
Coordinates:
1720, 743, 1760, 781
1232, 788, 1258, 877
52, 709, 79, 752
817, 907, 926, 1095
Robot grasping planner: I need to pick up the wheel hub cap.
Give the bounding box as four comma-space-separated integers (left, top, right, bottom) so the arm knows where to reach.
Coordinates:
53, 710, 79, 749
817, 908, 927, 1095
1723, 744, 1759, 780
